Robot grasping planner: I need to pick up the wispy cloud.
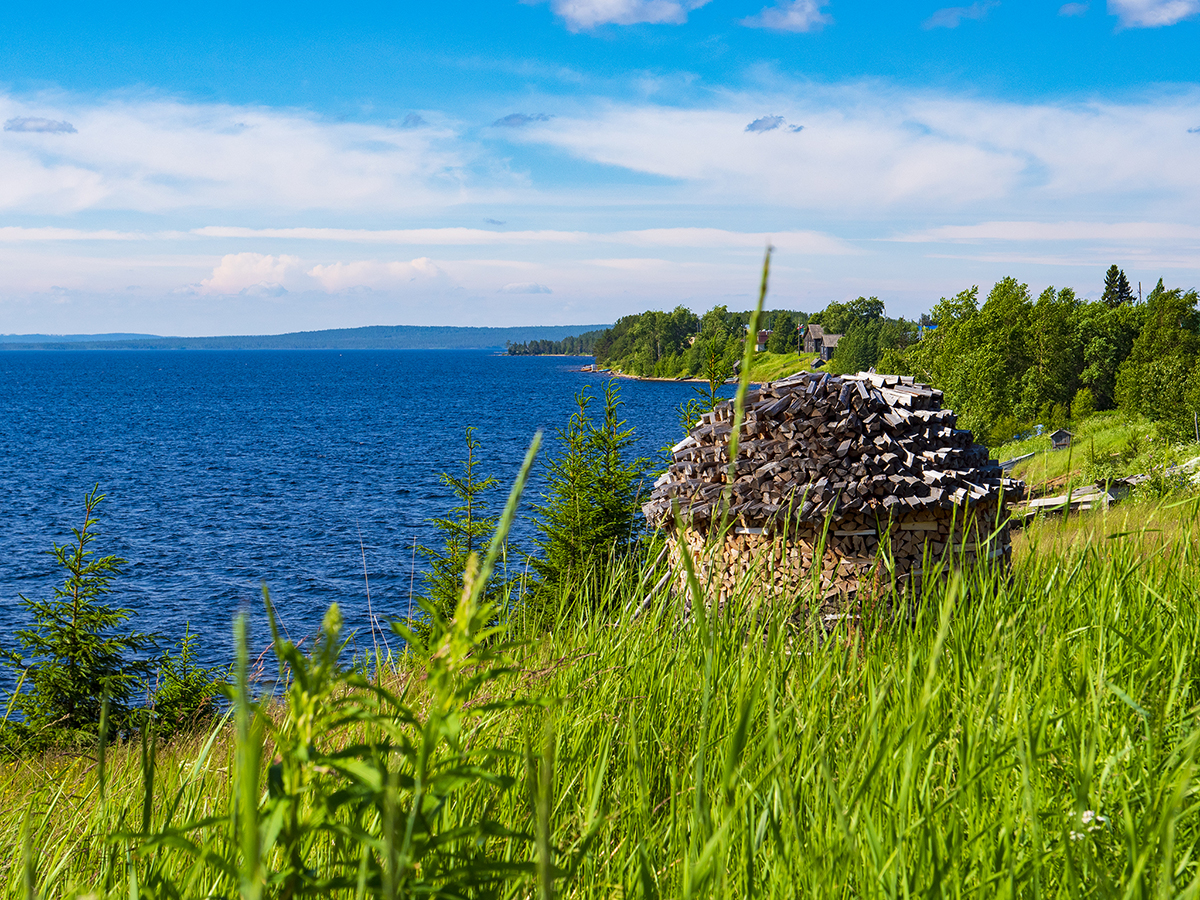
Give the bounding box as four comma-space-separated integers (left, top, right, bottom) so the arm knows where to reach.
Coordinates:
188, 226, 858, 253
539, 0, 713, 31
498, 282, 553, 293
196, 252, 448, 295
0, 94, 483, 214
923, 1, 999, 29
892, 220, 1200, 242
1108, 0, 1200, 27
741, 0, 833, 32
492, 112, 554, 127
4, 116, 77, 133
1059, 2, 1089, 15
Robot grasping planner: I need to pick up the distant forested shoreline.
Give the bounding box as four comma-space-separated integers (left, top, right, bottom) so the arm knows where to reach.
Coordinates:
0, 323, 612, 352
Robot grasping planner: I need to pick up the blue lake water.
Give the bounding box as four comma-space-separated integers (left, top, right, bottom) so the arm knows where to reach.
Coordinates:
0, 350, 714, 669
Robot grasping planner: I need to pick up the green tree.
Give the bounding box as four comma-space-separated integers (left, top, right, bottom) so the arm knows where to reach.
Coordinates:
1115, 282, 1200, 436
1018, 286, 1082, 419
418, 428, 504, 630
1071, 387, 1096, 422
3, 487, 159, 747
1102, 264, 1136, 307
765, 311, 797, 354
1077, 301, 1142, 410
532, 380, 647, 600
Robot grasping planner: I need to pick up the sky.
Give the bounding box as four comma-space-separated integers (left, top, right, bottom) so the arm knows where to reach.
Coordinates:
1, 0, 1199, 335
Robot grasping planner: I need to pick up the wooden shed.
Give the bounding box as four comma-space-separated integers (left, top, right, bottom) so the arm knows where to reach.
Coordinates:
641, 370, 1022, 621
1049, 428, 1073, 451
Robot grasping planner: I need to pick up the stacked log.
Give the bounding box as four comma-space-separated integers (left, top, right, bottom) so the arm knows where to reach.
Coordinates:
643, 370, 1022, 610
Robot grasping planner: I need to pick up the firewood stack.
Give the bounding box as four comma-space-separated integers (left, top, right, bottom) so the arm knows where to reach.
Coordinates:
642, 371, 1023, 614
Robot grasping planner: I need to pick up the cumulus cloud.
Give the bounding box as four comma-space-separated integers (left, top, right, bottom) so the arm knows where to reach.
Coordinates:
1108, 0, 1200, 26
1059, 2, 1089, 14
199, 253, 305, 295
541, 0, 712, 30
741, 0, 833, 32
4, 117, 77, 133
923, 1, 999, 29
498, 282, 553, 293
492, 113, 553, 127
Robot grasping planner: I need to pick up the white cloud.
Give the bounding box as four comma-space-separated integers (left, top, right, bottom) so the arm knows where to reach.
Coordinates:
0, 93, 482, 214
188, 225, 858, 254
498, 282, 553, 293
503, 87, 1200, 216
542, 0, 712, 30
741, 0, 833, 32
923, 1, 999, 29
1108, 0, 1200, 26
0, 226, 148, 241
195, 252, 449, 295
199, 253, 306, 295
307, 258, 445, 291
1059, 2, 1089, 15
893, 221, 1200, 241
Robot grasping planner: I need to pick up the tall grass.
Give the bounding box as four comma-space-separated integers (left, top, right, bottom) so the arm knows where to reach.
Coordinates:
3, 492, 1199, 897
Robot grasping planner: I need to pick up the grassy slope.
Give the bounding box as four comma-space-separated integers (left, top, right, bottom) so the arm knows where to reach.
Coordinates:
5, 496, 1200, 897
748, 350, 819, 382
992, 412, 1197, 494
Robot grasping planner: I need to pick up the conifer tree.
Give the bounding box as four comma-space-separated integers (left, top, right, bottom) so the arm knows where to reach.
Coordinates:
418, 428, 503, 629
1102, 265, 1136, 307
3, 487, 159, 747
532, 380, 647, 600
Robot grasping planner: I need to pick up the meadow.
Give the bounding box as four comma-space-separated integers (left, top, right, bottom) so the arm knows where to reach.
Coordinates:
3, 456, 1199, 898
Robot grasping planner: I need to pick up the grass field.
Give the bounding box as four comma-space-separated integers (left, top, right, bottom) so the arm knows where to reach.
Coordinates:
4, 484, 1200, 898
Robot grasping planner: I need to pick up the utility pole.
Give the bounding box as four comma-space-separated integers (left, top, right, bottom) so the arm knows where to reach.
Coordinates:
1139, 281, 1143, 302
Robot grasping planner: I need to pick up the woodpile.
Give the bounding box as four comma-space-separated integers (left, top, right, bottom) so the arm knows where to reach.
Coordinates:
643, 370, 1023, 613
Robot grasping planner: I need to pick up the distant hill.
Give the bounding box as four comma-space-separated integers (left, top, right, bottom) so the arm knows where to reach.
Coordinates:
0, 324, 612, 351
0, 333, 160, 343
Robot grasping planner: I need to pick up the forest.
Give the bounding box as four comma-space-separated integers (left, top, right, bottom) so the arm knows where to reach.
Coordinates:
587, 266, 1200, 448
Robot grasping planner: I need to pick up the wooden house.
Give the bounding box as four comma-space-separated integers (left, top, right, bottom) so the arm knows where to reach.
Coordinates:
802, 324, 843, 361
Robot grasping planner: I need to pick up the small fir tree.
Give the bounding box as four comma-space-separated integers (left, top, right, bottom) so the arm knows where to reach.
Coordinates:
418, 428, 503, 629
533, 380, 647, 600
3, 487, 159, 747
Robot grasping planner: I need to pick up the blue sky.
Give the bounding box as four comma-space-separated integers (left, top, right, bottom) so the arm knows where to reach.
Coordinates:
2, 0, 1198, 334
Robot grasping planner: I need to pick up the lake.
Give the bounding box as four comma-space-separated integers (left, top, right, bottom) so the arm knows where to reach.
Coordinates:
0, 350, 716, 668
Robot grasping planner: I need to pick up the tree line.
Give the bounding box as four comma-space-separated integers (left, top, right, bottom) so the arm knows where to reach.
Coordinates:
879, 268, 1200, 446
505, 329, 606, 356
